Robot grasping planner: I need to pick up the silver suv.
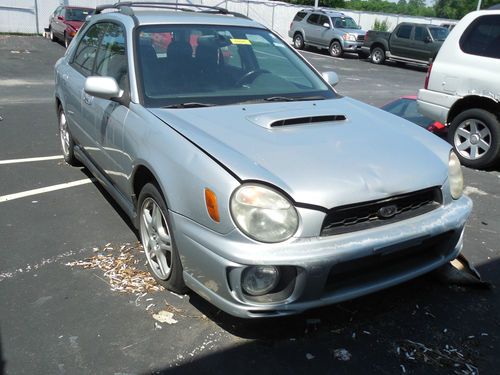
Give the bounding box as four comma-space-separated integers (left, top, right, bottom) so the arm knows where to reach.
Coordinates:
288, 9, 366, 57
55, 2, 471, 318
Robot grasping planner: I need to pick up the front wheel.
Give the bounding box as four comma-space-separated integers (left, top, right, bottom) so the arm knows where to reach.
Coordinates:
449, 108, 500, 169
329, 41, 343, 57
370, 47, 385, 64
64, 33, 70, 48
49, 28, 56, 42
138, 183, 187, 294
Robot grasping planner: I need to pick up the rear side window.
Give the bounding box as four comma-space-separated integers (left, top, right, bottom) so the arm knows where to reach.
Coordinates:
396, 25, 412, 39
307, 14, 320, 25
72, 23, 107, 76
459, 15, 500, 59
293, 11, 307, 22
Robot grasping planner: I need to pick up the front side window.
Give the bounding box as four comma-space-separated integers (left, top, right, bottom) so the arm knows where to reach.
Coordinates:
95, 23, 128, 90
318, 15, 330, 27
72, 23, 107, 76
307, 14, 320, 25
396, 25, 412, 39
459, 15, 500, 59
136, 25, 334, 107
414, 26, 428, 42
428, 27, 448, 41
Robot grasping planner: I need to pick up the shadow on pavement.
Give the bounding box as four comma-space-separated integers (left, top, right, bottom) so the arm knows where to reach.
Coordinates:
0, 328, 5, 375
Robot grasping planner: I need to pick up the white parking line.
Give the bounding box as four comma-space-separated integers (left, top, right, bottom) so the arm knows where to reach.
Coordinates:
0, 155, 64, 165
0, 178, 95, 203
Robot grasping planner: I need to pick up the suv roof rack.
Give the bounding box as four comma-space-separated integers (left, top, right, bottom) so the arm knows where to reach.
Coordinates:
95, 1, 249, 19
300, 8, 344, 15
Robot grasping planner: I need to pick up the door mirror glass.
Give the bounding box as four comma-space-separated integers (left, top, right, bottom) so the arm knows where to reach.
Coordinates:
424, 36, 432, 43
84, 76, 123, 101
322, 71, 339, 87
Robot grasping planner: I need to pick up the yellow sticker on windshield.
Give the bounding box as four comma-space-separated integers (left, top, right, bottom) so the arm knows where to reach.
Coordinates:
230, 38, 251, 45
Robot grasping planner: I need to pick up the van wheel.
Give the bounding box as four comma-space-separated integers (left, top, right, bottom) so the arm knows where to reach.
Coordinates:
449, 108, 500, 169
138, 183, 187, 294
293, 33, 304, 49
329, 41, 343, 57
370, 47, 385, 64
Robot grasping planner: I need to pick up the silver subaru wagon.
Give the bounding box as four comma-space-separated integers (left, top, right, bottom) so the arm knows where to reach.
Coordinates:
54, 2, 472, 318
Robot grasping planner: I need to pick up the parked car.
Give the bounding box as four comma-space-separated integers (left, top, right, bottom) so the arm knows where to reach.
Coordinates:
440, 22, 457, 32
55, 2, 471, 318
361, 22, 449, 66
49, 6, 94, 48
288, 9, 366, 57
418, 9, 500, 169
381, 96, 447, 138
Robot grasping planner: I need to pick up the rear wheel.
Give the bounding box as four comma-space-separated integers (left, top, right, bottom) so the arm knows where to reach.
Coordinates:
293, 33, 304, 50
370, 46, 385, 64
58, 106, 78, 166
449, 108, 500, 169
138, 183, 187, 294
49, 28, 56, 42
329, 41, 343, 57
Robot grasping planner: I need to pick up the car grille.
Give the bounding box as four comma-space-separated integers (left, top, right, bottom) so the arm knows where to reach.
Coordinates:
356, 34, 365, 42
320, 187, 442, 236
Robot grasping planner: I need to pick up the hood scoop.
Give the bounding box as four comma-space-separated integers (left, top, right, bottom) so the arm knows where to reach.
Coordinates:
246, 108, 347, 129
270, 115, 346, 128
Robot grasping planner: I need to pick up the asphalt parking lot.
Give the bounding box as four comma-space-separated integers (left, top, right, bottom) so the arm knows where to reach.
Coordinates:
1, 35, 499, 375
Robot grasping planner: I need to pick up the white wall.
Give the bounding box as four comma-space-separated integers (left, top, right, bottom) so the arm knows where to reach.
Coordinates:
0, 0, 457, 38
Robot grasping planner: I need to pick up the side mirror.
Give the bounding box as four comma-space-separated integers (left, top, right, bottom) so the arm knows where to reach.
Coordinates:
57, 15, 64, 21
424, 36, 432, 43
322, 22, 330, 28
84, 76, 124, 101
322, 71, 339, 87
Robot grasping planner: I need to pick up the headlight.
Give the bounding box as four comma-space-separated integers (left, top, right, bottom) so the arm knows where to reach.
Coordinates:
230, 184, 298, 243
343, 33, 356, 42
448, 152, 463, 199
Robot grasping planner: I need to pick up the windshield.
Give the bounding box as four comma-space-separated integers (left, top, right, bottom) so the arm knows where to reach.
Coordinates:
331, 17, 359, 29
429, 27, 449, 41
137, 25, 334, 107
66, 8, 93, 22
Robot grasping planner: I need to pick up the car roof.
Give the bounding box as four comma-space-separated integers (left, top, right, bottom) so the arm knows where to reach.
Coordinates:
300, 9, 345, 17
64, 6, 94, 10
130, 10, 264, 28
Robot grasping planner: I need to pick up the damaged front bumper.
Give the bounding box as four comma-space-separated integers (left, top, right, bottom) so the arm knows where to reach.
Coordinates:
173, 195, 472, 318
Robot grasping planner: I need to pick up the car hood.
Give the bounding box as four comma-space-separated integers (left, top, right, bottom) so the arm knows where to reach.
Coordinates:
341, 28, 365, 35
149, 98, 450, 209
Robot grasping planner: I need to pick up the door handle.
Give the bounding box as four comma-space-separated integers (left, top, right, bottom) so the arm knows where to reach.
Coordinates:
83, 92, 93, 105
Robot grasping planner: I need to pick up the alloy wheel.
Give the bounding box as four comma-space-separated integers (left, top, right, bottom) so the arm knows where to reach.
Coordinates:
454, 119, 492, 160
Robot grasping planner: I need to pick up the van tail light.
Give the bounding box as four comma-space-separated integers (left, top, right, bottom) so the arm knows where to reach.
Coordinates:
424, 62, 433, 89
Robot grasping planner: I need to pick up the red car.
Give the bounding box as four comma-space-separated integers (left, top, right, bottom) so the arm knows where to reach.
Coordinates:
381, 96, 447, 138
49, 6, 94, 48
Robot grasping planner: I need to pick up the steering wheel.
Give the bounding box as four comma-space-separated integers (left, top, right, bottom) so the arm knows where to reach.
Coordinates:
236, 69, 270, 86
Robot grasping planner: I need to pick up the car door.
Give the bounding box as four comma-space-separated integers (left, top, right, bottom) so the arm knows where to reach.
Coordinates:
390, 24, 413, 58
89, 22, 131, 192
304, 13, 322, 44
54, 7, 66, 39
67, 22, 107, 159
411, 26, 433, 62
49, 7, 61, 33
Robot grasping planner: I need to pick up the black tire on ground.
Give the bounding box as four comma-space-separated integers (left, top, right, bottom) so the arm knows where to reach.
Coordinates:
329, 40, 343, 57
58, 106, 78, 166
293, 33, 304, 50
370, 46, 385, 64
138, 183, 187, 294
448, 108, 500, 169
357, 51, 369, 59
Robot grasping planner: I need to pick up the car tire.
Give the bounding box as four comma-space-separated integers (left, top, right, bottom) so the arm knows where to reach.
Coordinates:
58, 106, 78, 166
64, 33, 70, 48
370, 46, 385, 64
449, 108, 500, 169
293, 33, 304, 50
138, 183, 187, 294
329, 40, 343, 57
49, 28, 56, 42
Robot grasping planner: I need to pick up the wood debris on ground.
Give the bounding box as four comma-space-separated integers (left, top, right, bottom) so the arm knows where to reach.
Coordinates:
398, 339, 479, 375
65, 242, 164, 294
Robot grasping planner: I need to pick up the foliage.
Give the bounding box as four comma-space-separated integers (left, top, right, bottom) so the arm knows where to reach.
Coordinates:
373, 18, 391, 31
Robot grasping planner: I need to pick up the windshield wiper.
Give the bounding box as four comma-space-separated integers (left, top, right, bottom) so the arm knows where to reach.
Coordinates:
265, 95, 326, 102
162, 102, 215, 109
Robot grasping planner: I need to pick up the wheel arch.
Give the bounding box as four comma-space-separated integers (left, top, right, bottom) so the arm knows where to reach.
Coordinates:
370, 42, 385, 53
132, 163, 169, 210
447, 96, 500, 124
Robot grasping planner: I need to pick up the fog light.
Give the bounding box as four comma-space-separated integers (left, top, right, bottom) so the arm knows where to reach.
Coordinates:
241, 266, 279, 296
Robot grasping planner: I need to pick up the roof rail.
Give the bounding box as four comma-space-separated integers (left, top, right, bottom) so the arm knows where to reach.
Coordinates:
95, 2, 249, 19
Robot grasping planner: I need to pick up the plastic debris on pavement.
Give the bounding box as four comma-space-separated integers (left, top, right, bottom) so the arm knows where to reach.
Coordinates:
333, 348, 352, 361
65, 242, 164, 294
153, 310, 178, 325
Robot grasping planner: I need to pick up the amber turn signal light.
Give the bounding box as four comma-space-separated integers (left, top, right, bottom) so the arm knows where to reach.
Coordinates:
204, 188, 220, 223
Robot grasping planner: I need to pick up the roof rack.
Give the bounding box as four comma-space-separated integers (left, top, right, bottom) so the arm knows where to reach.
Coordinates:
95, 2, 249, 19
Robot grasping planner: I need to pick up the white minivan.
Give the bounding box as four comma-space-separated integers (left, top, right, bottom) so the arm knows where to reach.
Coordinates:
418, 10, 500, 169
